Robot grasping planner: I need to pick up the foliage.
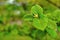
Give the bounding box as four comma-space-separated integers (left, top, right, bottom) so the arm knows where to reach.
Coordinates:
0, 0, 60, 40
23, 4, 60, 40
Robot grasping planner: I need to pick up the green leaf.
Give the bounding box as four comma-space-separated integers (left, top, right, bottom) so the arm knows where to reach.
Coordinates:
47, 19, 57, 30
57, 26, 60, 32
46, 28, 57, 38
48, 10, 60, 21
31, 5, 43, 15
31, 5, 48, 31
31, 30, 38, 38
33, 17, 48, 31
37, 30, 46, 39
53, 10, 60, 21
23, 14, 33, 21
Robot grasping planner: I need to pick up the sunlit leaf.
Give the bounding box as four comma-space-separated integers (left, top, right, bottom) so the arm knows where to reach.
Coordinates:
33, 17, 48, 31
47, 19, 57, 30
31, 5, 43, 16
46, 28, 57, 38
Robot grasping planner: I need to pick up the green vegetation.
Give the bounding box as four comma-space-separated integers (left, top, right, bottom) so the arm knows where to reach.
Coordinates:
0, 0, 60, 40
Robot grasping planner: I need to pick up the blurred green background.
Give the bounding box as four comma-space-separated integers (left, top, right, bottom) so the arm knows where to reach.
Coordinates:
0, 0, 60, 40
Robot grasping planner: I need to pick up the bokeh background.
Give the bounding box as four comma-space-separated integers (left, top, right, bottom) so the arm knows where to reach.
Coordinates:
0, 0, 60, 40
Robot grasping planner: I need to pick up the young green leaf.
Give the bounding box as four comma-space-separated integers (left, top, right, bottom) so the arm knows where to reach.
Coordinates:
31, 5, 48, 31
31, 5, 43, 15
47, 19, 57, 30
33, 17, 48, 31
46, 28, 57, 38
47, 10, 60, 21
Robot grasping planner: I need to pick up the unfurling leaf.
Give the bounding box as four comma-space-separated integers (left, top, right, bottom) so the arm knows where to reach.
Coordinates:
31, 5, 43, 17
